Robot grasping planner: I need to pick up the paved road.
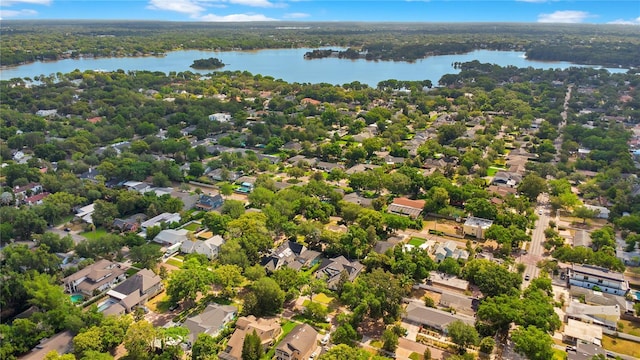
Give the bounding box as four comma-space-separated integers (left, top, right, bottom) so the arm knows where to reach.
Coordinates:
553, 84, 572, 163
518, 195, 550, 286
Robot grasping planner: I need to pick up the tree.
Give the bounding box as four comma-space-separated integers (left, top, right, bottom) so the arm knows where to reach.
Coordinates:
92, 200, 119, 228
305, 302, 329, 322
479, 336, 495, 354
511, 325, 554, 360
241, 330, 262, 360
129, 244, 162, 270
447, 320, 479, 354
73, 326, 104, 357
38, 232, 74, 253
424, 296, 435, 308
219, 182, 234, 198
318, 344, 370, 360
166, 258, 214, 307
191, 333, 217, 360
189, 162, 205, 177
572, 206, 599, 225
464, 198, 497, 220
518, 173, 547, 202
248, 187, 275, 208
246, 277, 285, 316
221, 199, 246, 219
331, 323, 358, 345
212, 264, 245, 297
123, 320, 156, 360
152, 172, 170, 187
381, 328, 399, 353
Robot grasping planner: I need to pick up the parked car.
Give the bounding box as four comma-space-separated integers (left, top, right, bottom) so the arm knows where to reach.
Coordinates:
169, 303, 179, 311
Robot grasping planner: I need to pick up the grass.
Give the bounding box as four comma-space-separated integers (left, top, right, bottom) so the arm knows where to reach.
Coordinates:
552, 349, 567, 360
81, 227, 108, 240
617, 319, 640, 337
147, 292, 170, 313
165, 258, 183, 268
602, 334, 640, 358
313, 293, 334, 305
370, 340, 383, 348
486, 166, 505, 177
408, 237, 426, 246
409, 352, 421, 360
126, 268, 139, 276
182, 222, 201, 231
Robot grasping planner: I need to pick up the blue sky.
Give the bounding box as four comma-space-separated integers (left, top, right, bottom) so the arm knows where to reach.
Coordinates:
1, 0, 639, 24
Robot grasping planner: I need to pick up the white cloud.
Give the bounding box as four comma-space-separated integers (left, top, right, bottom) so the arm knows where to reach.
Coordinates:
199, 12, 277, 21
537, 10, 592, 23
147, 0, 205, 16
608, 16, 640, 25
2, 0, 50, 6
283, 12, 309, 19
0, 8, 37, 18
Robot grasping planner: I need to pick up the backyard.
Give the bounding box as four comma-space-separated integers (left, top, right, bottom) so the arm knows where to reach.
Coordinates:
81, 227, 108, 240
602, 334, 640, 358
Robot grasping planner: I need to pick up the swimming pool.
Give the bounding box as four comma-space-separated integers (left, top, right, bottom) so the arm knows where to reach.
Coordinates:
97, 298, 117, 312
70, 294, 84, 304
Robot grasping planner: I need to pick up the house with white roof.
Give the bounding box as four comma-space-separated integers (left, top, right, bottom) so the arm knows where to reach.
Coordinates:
463, 217, 493, 239
141, 213, 181, 231
209, 113, 232, 122
153, 229, 189, 246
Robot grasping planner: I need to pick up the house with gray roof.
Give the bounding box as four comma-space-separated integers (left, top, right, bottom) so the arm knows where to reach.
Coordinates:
403, 302, 475, 334
181, 235, 225, 259
103, 269, 163, 315
153, 229, 189, 246
275, 324, 319, 360
62, 259, 126, 297
184, 304, 237, 343
316, 256, 363, 290
261, 241, 321, 272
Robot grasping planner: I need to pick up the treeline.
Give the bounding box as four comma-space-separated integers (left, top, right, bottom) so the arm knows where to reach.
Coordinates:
2, 21, 639, 67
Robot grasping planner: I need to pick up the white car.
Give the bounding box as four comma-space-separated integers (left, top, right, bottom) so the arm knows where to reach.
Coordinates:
538, 209, 543, 215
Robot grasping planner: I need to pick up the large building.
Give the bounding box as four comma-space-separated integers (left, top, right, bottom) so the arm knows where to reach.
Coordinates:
568, 264, 629, 296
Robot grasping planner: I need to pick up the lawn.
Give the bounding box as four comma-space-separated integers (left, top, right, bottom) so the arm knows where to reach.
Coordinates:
81, 228, 108, 240
552, 349, 567, 360
618, 319, 640, 337
165, 258, 183, 268
182, 222, 201, 231
487, 166, 504, 177
408, 237, 426, 247
313, 293, 334, 306
602, 335, 640, 358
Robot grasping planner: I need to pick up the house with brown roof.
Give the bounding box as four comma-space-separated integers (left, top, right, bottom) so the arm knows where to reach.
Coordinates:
102, 269, 163, 315
62, 259, 126, 297
275, 324, 319, 360
218, 316, 281, 360
388, 197, 425, 219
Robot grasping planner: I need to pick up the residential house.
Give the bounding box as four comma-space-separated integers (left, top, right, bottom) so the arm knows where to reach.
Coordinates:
345, 163, 380, 175
261, 241, 321, 272
13, 183, 43, 201
563, 319, 602, 346
568, 264, 629, 296
342, 192, 373, 207
208, 168, 241, 182
287, 155, 317, 167
171, 191, 199, 211
24, 192, 49, 206
209, 113, 232, 122
428, 272, 469, 292
568, 287, 632, 314
491, 171, 523, 188
433, 241, 459, 263
316, 256, 364, 290
75, 203, 96, 224
438, 291, 478, 316
565, 302, 620, 330
463, 217, 494, 239
62, 259, 126, 297
387, 197, 425, 219
573, 230, 592, 248
123, 181, 151, 194
314, 161, 344, 172
78, 168, 100, 182
181, 235, 225, 259
584, 205, 610, 219
112, 213, 147, 232
275, 324, 319, 360
36, 109, 58, 117
403, 301, 475, 334
218, 316, 281, 360
153, 229, 189, 246
103, 269, 163, 315
184, 304, 237, 343
195, 194, 224, 211
140, 212, 181, 231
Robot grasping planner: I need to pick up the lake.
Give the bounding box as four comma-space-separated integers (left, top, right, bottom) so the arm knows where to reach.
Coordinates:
0, 48, 627, 86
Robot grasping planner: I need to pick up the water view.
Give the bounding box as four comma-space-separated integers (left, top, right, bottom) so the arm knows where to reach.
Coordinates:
0, 48, 627, 86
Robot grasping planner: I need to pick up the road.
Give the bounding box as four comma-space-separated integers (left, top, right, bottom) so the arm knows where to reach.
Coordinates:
518, 194, 550, 286
553, 84, 572, 163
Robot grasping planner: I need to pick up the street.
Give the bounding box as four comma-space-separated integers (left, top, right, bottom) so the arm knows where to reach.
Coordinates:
518, 194, 549, 286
